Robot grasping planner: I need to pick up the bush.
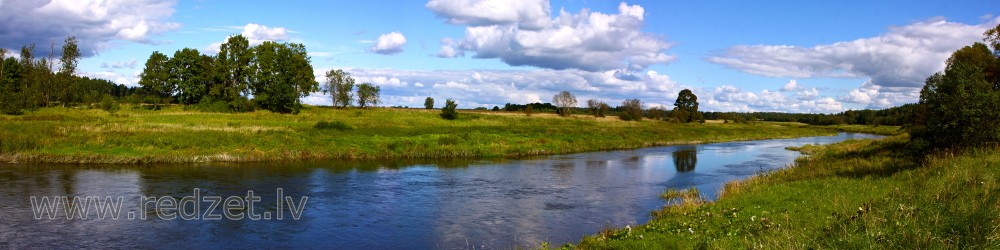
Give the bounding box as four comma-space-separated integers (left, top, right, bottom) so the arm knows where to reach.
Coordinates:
228, 97, 257, 112
440, 99, 458, 120
314, 120, 353, 131
619, 99, 642, 121
186, 97, 232, 113
99, 95, 120, 114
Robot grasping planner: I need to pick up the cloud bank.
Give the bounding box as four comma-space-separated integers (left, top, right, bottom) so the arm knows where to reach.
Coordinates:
430, 1, 675, 73
708, 17, 1000, 89
0, 0, 180, 56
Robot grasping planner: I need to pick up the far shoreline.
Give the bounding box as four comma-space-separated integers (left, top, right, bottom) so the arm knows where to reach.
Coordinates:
0, 106, 900, 165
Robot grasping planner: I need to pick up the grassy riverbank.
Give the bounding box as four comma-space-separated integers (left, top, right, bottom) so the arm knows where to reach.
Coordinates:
0, 106, 849, 164
574, 134, 1000, 249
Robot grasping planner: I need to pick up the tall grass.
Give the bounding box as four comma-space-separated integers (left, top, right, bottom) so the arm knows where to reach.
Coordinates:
575, 135, 1000, 249
1, 106, 837, 163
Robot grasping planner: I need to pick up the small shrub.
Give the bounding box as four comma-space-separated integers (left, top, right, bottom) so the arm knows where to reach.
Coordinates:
228, 97, 257, 113
315, 121, 353, 131
440, 99, 458, 120
524, 105, 534, 116
99, 95, 120, 114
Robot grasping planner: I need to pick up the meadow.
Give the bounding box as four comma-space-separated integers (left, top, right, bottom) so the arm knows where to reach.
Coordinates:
573, 134, 1000, 249
0, 105, 858, 164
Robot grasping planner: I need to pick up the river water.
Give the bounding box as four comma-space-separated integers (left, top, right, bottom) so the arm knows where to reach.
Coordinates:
0, 132, 881, 249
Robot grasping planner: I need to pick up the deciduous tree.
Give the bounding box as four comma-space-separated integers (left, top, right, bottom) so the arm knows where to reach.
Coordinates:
620, 99, 642, 121
325, 69, 355, 108
357, 82, 380, 108
424, 96, 434, 109
440, 98, 458, 120
911, 39, 1000, 150
552, 90, 577, 116
138, 51, 174, 107
57, 36, 80, 107
170, 48, 211, 105
216, 35, 253, 100
672, 89, 702, 123
251, 41, 318, 114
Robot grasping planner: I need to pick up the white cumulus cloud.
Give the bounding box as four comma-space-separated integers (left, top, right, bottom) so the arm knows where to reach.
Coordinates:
433, 2, 674, 73
426, 0, 551, 30
371, 32, 407, 55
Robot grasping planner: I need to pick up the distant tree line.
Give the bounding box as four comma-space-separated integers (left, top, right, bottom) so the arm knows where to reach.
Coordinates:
0, 37, 144, 114
700, 105, 917, 126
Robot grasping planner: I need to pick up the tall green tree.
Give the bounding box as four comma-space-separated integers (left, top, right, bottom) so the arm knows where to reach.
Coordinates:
216, 35, 253, 100
170, 48, 212, 105
138, 51, 174, 107
356, 82, 380, 108
57, 36, 80, 106
672, 89, 702, 123
19, 44, 45, 111
250, 41, 318, 114
324, 69, 355, 108
911, 40, 1000, 150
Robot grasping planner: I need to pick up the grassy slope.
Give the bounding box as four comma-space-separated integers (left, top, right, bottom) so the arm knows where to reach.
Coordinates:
576, 135, 1000, 249
1, 106, 840, 163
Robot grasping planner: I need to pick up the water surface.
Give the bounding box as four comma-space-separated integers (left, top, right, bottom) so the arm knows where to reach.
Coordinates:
0, 132, 881, 249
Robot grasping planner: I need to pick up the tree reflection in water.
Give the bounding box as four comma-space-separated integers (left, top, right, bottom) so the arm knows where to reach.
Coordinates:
672, 146, 697, 173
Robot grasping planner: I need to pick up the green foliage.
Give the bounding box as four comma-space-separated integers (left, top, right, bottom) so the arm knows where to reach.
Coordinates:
910, 39, 1000, 150
672, 89, 702, 123
314, 120, 353, 131
99, 95, 120, 114
138, 51, 174, 107
170, 48, 212, 105
56, 36, 80, 107
250, 41, 317, 114
491, 106, 500, 111
325, 69, 355, 108
440, 98, 458, 120
184, 97, 233, 113
619, 98, 642, 121
356, 82, 380, 108
0, 42, 97, 114
424, 96, 434, 109
216, 34, 253, 101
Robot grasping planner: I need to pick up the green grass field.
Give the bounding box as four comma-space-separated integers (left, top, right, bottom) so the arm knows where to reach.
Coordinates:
573, 134, 1000, 249
0, 105, 856, 164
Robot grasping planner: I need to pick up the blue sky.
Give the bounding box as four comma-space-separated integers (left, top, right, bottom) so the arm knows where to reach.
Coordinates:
1, 0, 997, 113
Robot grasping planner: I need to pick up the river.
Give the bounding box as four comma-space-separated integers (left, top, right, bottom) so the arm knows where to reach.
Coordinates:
0, 132, 882, 249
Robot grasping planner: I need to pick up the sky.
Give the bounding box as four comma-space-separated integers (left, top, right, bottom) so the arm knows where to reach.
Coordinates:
1, 0, 998, 113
